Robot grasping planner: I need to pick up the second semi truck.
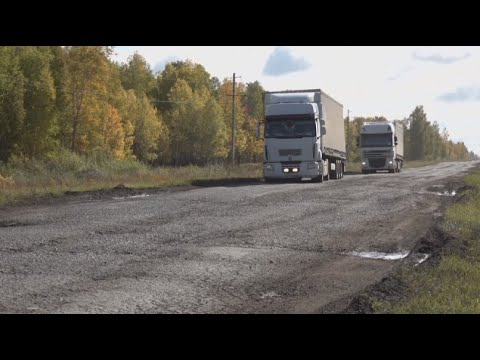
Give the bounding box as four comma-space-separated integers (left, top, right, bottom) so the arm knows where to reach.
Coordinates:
359, 121, 404, 174
256, 89, 346, 182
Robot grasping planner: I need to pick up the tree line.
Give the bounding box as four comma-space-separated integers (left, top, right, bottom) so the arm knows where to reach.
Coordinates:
0, 46, 476, 167
345, 107, 477, 163
0, 46, 264, 165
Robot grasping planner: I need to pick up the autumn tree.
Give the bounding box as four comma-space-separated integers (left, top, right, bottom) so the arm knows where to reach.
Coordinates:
0, 47, 25, 162
120, 52, 155, 97
16, 46, 57, 158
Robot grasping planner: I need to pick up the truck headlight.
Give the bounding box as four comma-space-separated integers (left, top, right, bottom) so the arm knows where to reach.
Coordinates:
361, 162, 366, 165
389, 161, 393, 164
292, 168, 298, 173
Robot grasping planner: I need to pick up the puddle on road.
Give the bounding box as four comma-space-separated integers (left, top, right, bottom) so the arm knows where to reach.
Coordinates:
423, 185, 457, 197
113, 193, 149, 200
439, 190, 456, 196
260, 291, 281, 299
347, 251, 410, 261
414, 254, 430, 266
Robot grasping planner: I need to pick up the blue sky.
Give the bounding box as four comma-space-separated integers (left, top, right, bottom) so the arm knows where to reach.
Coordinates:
112, 46, 480, 155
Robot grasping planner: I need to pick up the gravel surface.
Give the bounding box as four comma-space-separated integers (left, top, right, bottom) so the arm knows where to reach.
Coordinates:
0, 161, 477, 313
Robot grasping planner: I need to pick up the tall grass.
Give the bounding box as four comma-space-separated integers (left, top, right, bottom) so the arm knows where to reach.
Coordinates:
0, 150, 262, 206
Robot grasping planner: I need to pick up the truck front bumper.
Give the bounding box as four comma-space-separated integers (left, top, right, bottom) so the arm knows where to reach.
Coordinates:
264, 162, 321, 179
361, 158, 395, 171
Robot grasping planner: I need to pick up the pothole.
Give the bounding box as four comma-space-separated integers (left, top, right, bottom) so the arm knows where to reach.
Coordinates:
414, 253, 430, 266
346, 251, 410, 261
113, 193, 149, 200
260, 291, 281, 299
424, 185, 456, 196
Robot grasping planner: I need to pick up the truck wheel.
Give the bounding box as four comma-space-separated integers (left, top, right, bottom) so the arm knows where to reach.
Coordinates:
330, 160, 337, 180
312, 175, 323, 183
389, 169, 395, 173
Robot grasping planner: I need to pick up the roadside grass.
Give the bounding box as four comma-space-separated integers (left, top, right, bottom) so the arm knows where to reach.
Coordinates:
0, 151, 262, 206
374, 171, 480, 313
346, 162, 361, 174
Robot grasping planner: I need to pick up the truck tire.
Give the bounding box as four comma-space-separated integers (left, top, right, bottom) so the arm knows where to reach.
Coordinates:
389, 169, 395, 173
330, 160, 337, 180
312, 175, 323, 183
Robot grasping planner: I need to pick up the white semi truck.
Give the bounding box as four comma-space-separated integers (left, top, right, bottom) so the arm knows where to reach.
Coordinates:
256, 89, 346, 183
359, 121, 404, 174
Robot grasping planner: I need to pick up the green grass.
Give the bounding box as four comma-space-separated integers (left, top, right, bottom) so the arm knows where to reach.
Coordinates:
0, 151, 262, 206
374, 171, 480, 313
346, 162, 361, 173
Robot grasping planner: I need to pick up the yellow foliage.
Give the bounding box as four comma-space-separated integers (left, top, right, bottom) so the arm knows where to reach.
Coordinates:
0, 174, 15, 187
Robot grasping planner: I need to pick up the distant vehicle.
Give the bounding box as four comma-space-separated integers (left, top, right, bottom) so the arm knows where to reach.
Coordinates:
256, 89, 346, 182
359, 121, 404, 174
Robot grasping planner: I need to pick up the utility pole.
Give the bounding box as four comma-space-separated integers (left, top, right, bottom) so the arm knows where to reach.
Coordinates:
231, 73, 236, 166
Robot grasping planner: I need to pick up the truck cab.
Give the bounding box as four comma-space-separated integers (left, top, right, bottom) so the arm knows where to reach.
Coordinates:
359, 121, 404, 174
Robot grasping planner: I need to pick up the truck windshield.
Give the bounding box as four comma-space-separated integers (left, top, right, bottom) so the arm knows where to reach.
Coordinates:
361, 133, 392, 147
265, 119, 316, 138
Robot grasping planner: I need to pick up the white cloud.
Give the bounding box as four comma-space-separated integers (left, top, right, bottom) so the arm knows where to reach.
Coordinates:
263, 47, 310, 76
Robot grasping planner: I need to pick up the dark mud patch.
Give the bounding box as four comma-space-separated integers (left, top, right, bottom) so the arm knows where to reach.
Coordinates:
0, 220, 47, 228
191, 178, 263, 187
343, 275, 408, 314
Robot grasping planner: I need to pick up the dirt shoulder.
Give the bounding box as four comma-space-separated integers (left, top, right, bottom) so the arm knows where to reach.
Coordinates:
337, 163, 480, 314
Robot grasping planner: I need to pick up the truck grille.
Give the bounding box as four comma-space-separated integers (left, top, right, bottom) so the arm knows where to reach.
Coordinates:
369, 158, 386, 168
279, 149, 302, 156
363, 151, 389, 158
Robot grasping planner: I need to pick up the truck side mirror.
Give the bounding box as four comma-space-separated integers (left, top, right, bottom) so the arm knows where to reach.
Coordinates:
320, 126, 327, 136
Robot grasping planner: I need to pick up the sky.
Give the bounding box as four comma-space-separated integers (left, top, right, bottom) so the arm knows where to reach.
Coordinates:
112, 46, 480, 155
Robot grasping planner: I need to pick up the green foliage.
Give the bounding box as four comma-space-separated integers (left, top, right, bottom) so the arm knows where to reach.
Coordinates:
120, 52, 156, 97
16, 46, 58, 157
0, 47, 26, 162
153, 60, 214, 113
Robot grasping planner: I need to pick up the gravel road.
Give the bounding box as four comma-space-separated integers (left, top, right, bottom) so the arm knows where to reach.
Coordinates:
0, 161, 477, 313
